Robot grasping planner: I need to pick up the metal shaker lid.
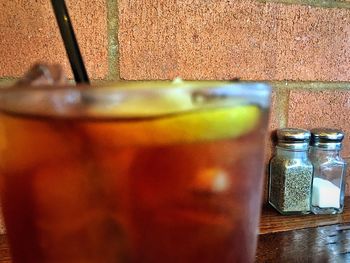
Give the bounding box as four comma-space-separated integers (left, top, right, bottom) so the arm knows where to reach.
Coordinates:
310, 128, 344, 149
276, 128, 311, 150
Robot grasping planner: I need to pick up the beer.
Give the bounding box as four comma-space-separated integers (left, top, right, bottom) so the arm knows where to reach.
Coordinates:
0, 82, 270, 263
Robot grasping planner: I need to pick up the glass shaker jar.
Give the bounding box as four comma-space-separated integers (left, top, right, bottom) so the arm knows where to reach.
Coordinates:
269, 128, 313, 214
310, 128, 346, 214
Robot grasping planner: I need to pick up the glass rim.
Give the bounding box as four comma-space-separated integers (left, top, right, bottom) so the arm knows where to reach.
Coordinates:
0, 81, 271, 119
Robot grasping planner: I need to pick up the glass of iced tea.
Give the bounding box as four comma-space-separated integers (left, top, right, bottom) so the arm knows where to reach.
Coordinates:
0, 80, 270, 263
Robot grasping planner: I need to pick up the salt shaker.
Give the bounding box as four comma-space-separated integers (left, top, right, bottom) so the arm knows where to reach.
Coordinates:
269, 128, 313, 214
310, 128, 346, 214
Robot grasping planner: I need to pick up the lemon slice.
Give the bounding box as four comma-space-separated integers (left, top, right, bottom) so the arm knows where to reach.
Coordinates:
84, 79, 232, 118
149, 105, 261, 143
83, 104, 261, 146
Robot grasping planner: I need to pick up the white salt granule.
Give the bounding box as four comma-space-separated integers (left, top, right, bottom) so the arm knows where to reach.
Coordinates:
312, 177, 340, 209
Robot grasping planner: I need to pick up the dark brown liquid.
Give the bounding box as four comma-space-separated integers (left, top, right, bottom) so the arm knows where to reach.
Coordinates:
0, 110, 267, 263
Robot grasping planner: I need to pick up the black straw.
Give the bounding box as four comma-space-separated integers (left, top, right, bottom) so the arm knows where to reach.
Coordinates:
51, 0, 90, 84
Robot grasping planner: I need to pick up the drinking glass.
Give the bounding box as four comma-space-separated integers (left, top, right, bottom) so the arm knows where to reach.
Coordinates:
0, 80, 270, 263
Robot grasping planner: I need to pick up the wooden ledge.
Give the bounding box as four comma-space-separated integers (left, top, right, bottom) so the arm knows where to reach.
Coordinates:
259, 197, 350, 234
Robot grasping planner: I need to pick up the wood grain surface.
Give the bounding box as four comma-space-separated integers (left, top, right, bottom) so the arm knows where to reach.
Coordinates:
260, 197, 350, 234
256, 223, 350, 262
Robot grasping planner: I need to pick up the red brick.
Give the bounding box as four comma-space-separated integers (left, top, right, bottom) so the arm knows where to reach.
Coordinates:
288, 90, 350, 156
0, 0, 108, 79
118, 0, 350, 81
264, 4, 350, 81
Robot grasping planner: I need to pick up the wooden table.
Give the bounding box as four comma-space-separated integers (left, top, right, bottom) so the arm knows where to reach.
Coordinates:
257, 197, 350, 262
1, 199, 350, 262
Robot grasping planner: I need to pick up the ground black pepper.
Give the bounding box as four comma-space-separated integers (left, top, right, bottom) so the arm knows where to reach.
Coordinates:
270, 157, 313, 213
269, 128, 313, 215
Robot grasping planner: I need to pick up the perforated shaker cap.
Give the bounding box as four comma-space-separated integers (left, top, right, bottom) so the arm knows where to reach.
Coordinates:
276, 128, 311, 150
310, 128, 344, 150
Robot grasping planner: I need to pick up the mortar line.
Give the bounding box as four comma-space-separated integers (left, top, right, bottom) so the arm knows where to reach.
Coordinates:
271, 87, 290, 128
270, 81, 350, 91
280, 88, 290, 128
106, 0, 119, 81
0, 77, 19, 81
257, 0, 350, 9
1, 78, 350, 89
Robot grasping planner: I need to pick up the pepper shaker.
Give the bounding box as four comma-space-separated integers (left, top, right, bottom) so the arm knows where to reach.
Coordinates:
310, 128, 346, 214
269, 128, 313, 214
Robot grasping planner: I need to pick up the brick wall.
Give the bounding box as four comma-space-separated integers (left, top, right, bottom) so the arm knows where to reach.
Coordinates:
1, 0, 350, 203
